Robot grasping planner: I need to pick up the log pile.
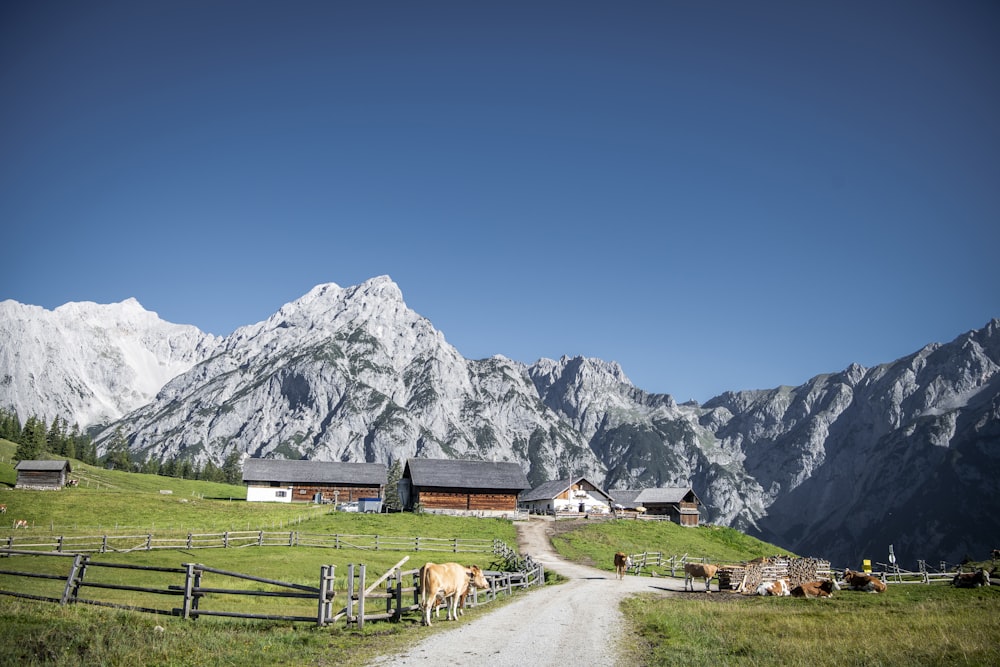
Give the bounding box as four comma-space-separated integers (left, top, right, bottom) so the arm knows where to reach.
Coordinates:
717, 556, 831, 593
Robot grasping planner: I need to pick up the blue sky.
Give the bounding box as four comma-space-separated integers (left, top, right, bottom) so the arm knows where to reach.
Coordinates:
2, 1, 998, 403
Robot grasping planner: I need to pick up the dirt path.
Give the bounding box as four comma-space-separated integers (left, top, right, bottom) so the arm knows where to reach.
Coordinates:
372, 517, 683, 667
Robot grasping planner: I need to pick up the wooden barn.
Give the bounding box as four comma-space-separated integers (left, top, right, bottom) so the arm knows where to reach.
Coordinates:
520, 476, 615, 514
612, 487, 702, 525
15, 460, 72, 490
242, 458, 386, 504
399, 458, 529, 516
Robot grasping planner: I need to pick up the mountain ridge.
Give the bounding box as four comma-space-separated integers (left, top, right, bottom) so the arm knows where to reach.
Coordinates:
2, 276, 997, 568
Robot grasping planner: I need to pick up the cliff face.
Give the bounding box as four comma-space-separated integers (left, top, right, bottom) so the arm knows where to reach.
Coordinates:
4, 278, 998, 569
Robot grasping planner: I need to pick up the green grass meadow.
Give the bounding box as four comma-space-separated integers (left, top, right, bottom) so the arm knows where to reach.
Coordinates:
2, 438, 999, 666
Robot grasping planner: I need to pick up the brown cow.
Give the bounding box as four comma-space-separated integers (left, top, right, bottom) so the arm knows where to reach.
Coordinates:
420, 562, 490, 626
683, 562, 719, 592
756, 578, 791, 596
12, 519, 28, 529
843, 568, 887, 593
0, 504, 6, 514
791, 579, 840, 598
614, 552, 632, 580
952, 569, 991, 588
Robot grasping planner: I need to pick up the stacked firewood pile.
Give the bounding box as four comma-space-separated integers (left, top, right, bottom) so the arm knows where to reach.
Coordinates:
717, 556, 832, 593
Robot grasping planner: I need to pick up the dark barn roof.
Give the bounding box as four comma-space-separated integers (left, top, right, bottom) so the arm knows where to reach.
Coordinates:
15, 460, 72, 472
242, 459, 386, 485
404, 458, 530, 491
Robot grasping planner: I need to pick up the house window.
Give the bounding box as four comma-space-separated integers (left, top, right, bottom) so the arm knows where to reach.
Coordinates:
275, 490, 287, 498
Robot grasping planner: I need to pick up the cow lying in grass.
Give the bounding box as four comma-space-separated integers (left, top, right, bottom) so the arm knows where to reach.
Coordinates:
790, 579, 839, 598
756, 579, 791, 596
952, 568, 991, 588
843, 568, 887, 593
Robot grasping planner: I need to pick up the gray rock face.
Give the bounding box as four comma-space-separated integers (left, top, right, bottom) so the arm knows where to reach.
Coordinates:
2, 278, 997, 569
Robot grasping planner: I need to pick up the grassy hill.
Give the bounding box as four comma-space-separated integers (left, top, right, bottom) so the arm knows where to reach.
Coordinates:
3, 438, 996, 666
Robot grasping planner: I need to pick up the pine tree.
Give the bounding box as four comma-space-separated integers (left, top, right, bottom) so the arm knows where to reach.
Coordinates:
0, 408, 21, 441
221, 451, 243, 485
15, 415, 45, 461
384, 458, 403, 511
47, 416, 65, 456
104, 426, 131, 471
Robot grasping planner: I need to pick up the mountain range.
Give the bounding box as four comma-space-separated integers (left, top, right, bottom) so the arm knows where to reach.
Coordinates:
2, 276, 998, 569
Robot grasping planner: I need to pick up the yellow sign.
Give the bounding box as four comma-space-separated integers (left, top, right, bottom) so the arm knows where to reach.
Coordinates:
863, 559, 872, 573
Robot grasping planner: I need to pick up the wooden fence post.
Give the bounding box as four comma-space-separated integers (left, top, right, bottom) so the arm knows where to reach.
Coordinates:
258, 530, 264, 547
61, 553, 86, 604
146, 534, 152, 550
357, 565, 366, 630
182, 563, 196, 620
392, 568, 403, 621
318, 564, 335, 626
224, 532, 229, 548
346, 563, 355, 626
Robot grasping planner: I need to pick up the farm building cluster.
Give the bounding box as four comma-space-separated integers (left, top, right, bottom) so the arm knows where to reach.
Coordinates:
11, 456, 703, 525
241, 457, 703, 525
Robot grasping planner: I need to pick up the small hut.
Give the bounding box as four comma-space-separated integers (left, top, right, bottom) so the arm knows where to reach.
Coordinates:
611, 487, 702, 525
15, 460, 72, 490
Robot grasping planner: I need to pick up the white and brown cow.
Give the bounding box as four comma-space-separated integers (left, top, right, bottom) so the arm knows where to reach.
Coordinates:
12, 519, 28, 529
683, 562, 719, 592
420, 562, 490, 626
952, 569, 991, 588
756, 578, 791, 596
843, 568, 887, 593
790, 579, 840, 598
614, 552, 632, 580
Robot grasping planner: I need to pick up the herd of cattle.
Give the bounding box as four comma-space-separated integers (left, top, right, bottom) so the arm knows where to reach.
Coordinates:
631, 557, 994, 598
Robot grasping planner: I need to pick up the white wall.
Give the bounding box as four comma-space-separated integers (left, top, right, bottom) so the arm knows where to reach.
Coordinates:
246, 485, 293, 503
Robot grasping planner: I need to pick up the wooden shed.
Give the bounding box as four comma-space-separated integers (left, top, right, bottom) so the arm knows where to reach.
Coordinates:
242, 458, 387, 504
399, 458, 529, 515
15, 460, 72, 490
520, 476, 615, 515
612, 487, 702, 526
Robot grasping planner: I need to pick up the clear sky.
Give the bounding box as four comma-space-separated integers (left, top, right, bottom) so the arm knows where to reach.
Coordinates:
2, 1, 998, 403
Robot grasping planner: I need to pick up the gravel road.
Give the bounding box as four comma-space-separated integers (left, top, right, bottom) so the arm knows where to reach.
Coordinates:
371, 517, 684, 667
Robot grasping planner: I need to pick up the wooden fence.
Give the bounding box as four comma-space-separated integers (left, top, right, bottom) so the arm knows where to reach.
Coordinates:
0, 549, 337, 625
0, 539, 546, 628
626, 551, 711, 577
340, 550, 545, 629
0, 531, 499, 555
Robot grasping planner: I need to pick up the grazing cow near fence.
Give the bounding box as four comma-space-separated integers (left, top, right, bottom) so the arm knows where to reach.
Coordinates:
614, 552, 631, 580
952, 569, 991, 588
13, 519, 27, 529
683, 562, 719, 592
756, 578, 791, 596
843, 568, 887, 593
0, 504, 5, 514
420, 562, 490, 626
790, 579, 839, 598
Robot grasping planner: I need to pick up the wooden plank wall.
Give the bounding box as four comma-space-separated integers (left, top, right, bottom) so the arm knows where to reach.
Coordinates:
418, 490, 517, 511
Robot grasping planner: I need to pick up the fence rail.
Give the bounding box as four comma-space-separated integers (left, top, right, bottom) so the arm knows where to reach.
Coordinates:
0, 531, 498, 555
0, 538, 545, 628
